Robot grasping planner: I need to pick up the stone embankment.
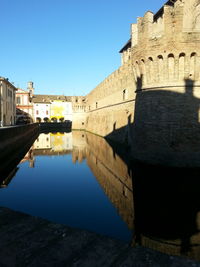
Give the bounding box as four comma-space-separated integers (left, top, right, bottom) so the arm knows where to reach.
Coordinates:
39, 122, 72, 132
0, 206, 199, 267
0, 124, 39, 174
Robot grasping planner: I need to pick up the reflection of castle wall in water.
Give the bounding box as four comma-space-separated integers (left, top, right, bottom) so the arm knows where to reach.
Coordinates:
66, 131, 134, 229
84, 132, 134, 230
132, 163, 200, 261
72, 131, 87, 163
139, 229, 200, 262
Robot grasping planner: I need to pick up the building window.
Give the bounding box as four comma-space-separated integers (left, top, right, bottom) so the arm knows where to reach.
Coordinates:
36, 110, 39, 115
16, 97, 21, 104
46, 110, 48, 115
123, 89, 128, 100
96, 102, 98, 109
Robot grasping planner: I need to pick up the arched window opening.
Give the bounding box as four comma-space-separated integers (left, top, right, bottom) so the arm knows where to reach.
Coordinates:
179, 53, 185, 80
157, 55, 164, 81
190, 52, 197, 79
148, 57, 154, 82
168, 54, 175, 80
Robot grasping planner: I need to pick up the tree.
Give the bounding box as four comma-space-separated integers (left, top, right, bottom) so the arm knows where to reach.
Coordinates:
36, 117, 41, 123
43, 117, 49, 123
59, 117, 64, 122
51, 117, 57, 122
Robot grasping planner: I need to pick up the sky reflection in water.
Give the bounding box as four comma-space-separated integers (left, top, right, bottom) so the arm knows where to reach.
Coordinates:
0, 132, 132, 242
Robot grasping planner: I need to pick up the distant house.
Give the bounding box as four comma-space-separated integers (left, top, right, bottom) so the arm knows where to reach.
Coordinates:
0, 77, 17, 126
16, 82, 34, 124
33, 100, 51, 123
32, 95, 73, 122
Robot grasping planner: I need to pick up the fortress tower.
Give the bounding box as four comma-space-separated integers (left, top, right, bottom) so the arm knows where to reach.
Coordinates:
84, 0, 200, 167
128, 0, 200, 167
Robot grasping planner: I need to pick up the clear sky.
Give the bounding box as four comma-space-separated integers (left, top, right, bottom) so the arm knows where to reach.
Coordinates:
1, 0, 165, 96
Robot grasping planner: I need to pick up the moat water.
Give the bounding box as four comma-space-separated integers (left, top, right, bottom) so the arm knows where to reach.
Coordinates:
0, 130, 200, 262
0, 131, 132, 241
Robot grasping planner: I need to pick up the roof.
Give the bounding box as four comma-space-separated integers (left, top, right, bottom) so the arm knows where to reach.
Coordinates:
32, 94, 72, 103
119, 39, 131, 53
16, 88, 28, 94
0, 77, 17, 90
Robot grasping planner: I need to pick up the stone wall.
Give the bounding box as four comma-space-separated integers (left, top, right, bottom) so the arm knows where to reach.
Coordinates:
71, 96, 86, 130
0, 124, 39, 173
85, 62, 136, 145
82, 0, 200, 166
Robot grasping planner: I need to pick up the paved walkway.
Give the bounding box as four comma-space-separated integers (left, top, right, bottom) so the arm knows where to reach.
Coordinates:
0, 207, 199, 267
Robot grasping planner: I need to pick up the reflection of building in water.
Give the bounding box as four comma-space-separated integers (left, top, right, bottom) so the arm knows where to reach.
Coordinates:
83, 132, 134, 230
20, 147, 34, 168
134, 221, 200, 261
33, 132, 72, 156
51, 133, 72, 152
131, 164, 200, 261
72, 131, 86, 163
34, 134, 51, 149
60, 131, 133, 229
137, 229, 200, 262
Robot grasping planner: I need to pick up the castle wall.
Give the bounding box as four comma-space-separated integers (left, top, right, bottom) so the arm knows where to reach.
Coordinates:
85, 63, 136, 145
83, 0, 200, 167
129, 0, 200, 166
71, 96, 86, 130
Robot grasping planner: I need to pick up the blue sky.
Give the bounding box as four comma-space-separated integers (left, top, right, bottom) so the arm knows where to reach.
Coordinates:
1, 0, 165, 96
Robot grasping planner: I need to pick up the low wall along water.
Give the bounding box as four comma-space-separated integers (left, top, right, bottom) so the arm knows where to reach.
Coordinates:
0, 124, 39, 176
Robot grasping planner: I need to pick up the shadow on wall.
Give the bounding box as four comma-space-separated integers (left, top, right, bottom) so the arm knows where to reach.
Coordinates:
106, 76, 200, 167
105, 75, 200, 260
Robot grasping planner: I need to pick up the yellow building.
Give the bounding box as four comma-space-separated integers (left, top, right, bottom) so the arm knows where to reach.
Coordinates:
50, 100, 72, 122
32, 95, 73, 122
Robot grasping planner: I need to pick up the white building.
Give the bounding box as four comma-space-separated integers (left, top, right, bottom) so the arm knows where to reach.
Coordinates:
32, 95, 72, 122
33, 102, 51, 122
0, 77, 17, 126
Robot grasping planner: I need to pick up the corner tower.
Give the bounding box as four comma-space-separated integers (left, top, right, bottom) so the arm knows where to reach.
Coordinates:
130, 0, 200, 167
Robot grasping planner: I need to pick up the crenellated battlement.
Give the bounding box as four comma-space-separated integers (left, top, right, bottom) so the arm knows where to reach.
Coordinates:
84, 0, 200, 167
120, 0, 200, 66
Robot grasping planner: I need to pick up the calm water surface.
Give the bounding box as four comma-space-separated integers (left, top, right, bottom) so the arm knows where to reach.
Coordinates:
0, 131, 133, 241
1, 130, 200, 263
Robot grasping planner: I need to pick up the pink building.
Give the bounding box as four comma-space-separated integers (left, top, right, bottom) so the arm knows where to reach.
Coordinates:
16, 82, 34, 123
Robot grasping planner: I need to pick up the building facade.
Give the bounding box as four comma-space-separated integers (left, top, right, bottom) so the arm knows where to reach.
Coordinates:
0, 77, 17, 126
33, 102, 51, 122
32, 95, 72, 122
50, 99, 72, 122
16, 82, 34, 124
